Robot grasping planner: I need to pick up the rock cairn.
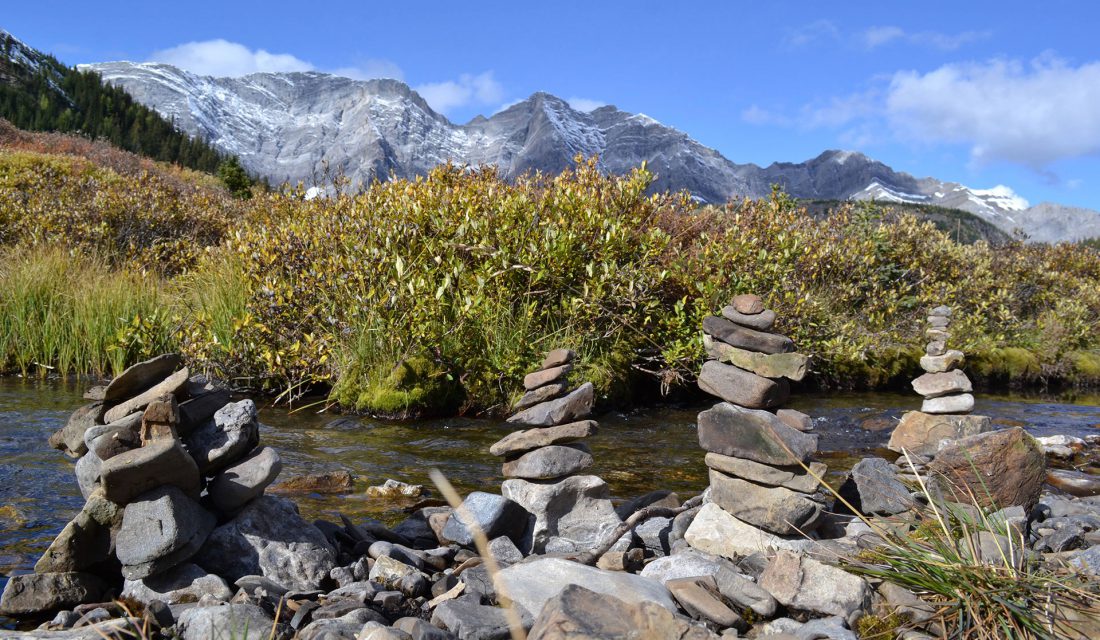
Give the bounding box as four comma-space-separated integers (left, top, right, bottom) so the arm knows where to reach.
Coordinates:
694, 294, 825, 537
888, 306, 991, 457
2, 353, 335, 622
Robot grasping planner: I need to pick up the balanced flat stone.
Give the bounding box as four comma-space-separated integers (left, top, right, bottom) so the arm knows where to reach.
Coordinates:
502, 444, 593, 480
912, 369, 972, 398
524, 363, 573, 390
697, 402, 818, 465
926, 340, 947, 356
116, 485, 215, 579
100, 438, 200, 504
684, 503, 812, 559
704, 452, 825, 494
776, 409, 814, 432
887, 411, 991, 456
730, 294, 765, 314
103, 367, 189, 424
920, 350, 964, 373
721, 305, 776, 331
927, 316, 950, 329
926, 329, 950, 342
183, 399, 260, 474
708, 470, 823, 536
703, 335, 808, 381
702, 316, 794, 354
207, 446, 283, 514
502, 475, 622, 554
489, 420, 598, 457
541, 348, 576, 370
508, 382, 594, 427
103, 353, 183, 403
512, 382, 568, 412
922, 393, 975, 414
698, 361, 790, 409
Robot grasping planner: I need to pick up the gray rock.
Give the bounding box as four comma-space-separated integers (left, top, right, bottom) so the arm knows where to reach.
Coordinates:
912, 370, 972, 399
731, 294, 765, 314
635, 517, 673, 555
697, 361, 790, 409
431, 599, 515, 640
393, 616, 458, 640
523, 364, 572, 390
704, 452, 824, 493
501, 475, 621, 554
178, 386, 231, 435
838, 457, 914, 516
49, 402, 104, 457
0, 573, 106, 617
708, 470, 823, 535
759, 550, 870, 619
489, 420, 597, 457
194, 496, 336, 590
486, 537, 524, 566
207, 446, 282, 514
777, 408, 815, 432
926, 340, 947, 356
368, 556, 429, 596
721, 305, 776, 331
703, 335, 809, 382
122, 563, 233, 604
0, 618, 146, 638
1069, 546, 1100, 575
103, 366, 189, 424
175, 603, 289, 640
99, 438, 200, 504
507, 383, 594, 427
74, 449, 102, 500
360, 622, 414, 640
684, 503, 812, 559
34, 491, 120, 574
103, 353, 183, 403
639, 548, 728, 584
85, 413, 142, 460
116, 485, 215, 579
921, 393, 975, 414
501, 444, 592, 480
929, 305, 952, 317
697, 402, 818, 465
183, 399, 260, 474
702, 315, 794, 354
919, 350, 965, 374
298, 609, 385, 639
758, 616, 857, 640
497, 557, 675, 620
511, 383, 568, 413
526, 584, 716, 640
441, 492, 527, 547
666, 575, 743, 628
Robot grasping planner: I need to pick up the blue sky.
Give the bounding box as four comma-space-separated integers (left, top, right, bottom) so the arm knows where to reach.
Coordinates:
6, 1, 1100, 209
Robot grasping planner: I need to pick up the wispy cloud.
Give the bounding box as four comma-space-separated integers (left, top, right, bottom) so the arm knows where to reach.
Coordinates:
415, 72, 504, 115
782, 20, 840, 48
862, 26, 991, 51
567, 97, 605, 112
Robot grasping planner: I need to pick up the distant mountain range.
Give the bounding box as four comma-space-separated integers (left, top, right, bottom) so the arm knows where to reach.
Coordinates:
9, 49, 1091, 243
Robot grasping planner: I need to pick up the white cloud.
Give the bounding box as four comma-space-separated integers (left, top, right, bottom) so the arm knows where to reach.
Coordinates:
148, 39, 403, 80
862, 26, 990, 51
783, 20, 840, 48
567, 97, 605, 112
331, 59, 404, 81
741, 104, 792, 126
885, 56, 1100, 166
415, 72, 504, 115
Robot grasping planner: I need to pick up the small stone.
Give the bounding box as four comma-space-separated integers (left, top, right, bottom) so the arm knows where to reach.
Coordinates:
502, 475, 621, 554
685, 503, 812, 559
122, 563, 233, 604
912, 370, 972, 399
100, 438, 200, 504
365, 478, 425, 499
776, 408, 814, 431
721, 305, 776, 330
541, 348, 576, 370
507, 382, 594, 427
0, 572, 106, 617
431, 599, 516, 640
269, 470, 355, 495
838, 458, 915, 516
489, 420, 597, 457
512, 382, 568, 412
926, 328, 950, 342
441, 492, 528, 546
116, 485, 215, 579
486, 536, 524, 566
103, 367, 189, 424
75, 449, 102, 499
927, 316, 950, 329
929, 427, 1046, 510
178, 385, 231, 435
921, 393, 975, 414
524, 363, 573, 390
731, 294, 765, 314
887, 411, 991, 456
139, 395, 179, 443
704, 452, 824, 494
1046, 469, 1100, 497
502, 444, 592, 480
759, 550, 870, 619
528, 584, 716, 640
697, 402, 818, 465
175, 603, 285, 640
86, 413, 142, 460
51, 402, 104, 457
919, 350, 964, 373
929, 305, 952, 317
697, 361, 790, 409
703, 316, 794, 354
708, 470, 823, 535
926, 340, 946, 356
207, 446, 283, 514
183, 399, 260, 474
666, 575, 744, 629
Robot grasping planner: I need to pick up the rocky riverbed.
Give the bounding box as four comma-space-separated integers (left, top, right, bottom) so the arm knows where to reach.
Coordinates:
2, 325, 1100, 638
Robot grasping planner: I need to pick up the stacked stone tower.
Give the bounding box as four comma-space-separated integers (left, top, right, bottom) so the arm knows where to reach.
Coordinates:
888, 305, 991, 456
694, 295, 826, 537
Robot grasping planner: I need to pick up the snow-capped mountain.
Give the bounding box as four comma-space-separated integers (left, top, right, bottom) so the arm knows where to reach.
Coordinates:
80, 61, 1100, 242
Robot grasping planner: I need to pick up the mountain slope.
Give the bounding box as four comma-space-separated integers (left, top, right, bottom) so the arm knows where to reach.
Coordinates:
85, 60, 1100, 242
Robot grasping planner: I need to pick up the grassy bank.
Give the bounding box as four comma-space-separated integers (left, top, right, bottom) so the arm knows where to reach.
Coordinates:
2, 140, 1099, 415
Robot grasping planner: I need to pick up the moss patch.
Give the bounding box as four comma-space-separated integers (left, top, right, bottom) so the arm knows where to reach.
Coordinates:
334, 356, 465, 419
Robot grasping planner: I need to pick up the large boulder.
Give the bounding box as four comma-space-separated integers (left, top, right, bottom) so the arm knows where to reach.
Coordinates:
697, 361, 789, 409
194, 495, 336, 590
759, 550, 870, 619
837, 457, 914, 516
498, 557, 676, 620
684, 503, 812, 559
929, 427, 1046, 510
502, 475, 621, 554
707, 470, 823, 535
0, 572, 106, 617
441, 492, 528, 547
489, 421, 597, 457
501, 444, 593, 480
183, 400, 260, 474
99, 438, 200, 504
886, 411, 991, 457
528, 584, 717, 640
703, 335, 808, 381
207, 446, 282, 514
697, 402, 818, 465
507, 383, 594, 427
116, 485, 215, 579
121, 562, 233, 604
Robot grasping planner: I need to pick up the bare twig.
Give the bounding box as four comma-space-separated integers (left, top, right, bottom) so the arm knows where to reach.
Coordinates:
575, 494, 704, 566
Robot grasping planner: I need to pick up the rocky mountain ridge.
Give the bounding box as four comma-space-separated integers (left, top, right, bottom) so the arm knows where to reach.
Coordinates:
80, 60, 1100, 243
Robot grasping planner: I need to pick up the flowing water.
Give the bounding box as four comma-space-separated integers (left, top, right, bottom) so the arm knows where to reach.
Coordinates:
2, 378, 1099, 593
